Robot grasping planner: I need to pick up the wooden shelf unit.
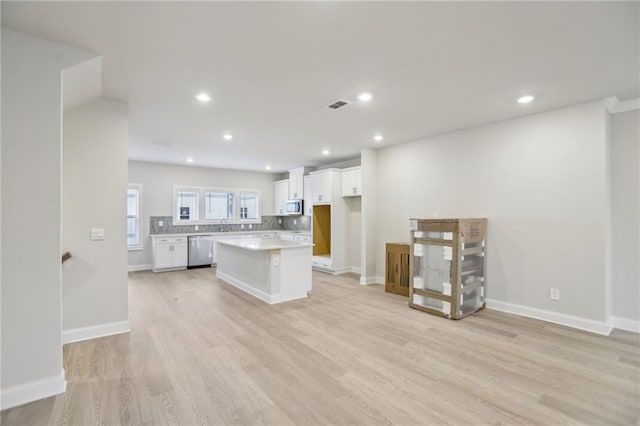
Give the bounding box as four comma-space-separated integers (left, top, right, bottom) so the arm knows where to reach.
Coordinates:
385, 243, 410, 296
408, 218, 487, 319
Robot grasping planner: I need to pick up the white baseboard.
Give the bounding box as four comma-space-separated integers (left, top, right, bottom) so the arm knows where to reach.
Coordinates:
351, 266, 362, 275
485, 298, 613, 336
611, 316, 640, 333
359, 275, 384, 285
63, 320, 131, 344
128, 264, 151, 272
217, 270, 277, 304
1, 369, 66, 410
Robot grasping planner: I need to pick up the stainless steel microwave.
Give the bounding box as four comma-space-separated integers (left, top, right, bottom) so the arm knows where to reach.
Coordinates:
285, 199, 303, 215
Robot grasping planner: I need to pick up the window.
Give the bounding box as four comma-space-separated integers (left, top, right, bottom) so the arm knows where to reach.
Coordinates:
173, 186, 261, 225
205, 191, 234, 220
127, 184, 142, 250
239, 191, 259, 220
175, 189, 199, 222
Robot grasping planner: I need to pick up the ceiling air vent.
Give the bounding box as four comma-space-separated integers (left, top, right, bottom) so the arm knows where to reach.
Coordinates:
327, 99, 350, 110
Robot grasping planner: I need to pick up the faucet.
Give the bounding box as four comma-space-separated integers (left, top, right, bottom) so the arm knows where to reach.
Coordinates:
220, 218, 228, 232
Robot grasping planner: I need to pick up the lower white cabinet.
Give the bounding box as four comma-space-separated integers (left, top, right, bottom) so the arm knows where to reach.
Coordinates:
294, 234, 311, 243
279, 232, 295, 241
152, 236, 188, 272
312, 256, 332, 271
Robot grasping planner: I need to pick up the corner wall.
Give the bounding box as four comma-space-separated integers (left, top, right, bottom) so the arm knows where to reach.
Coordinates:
610, 109, 640, 329
62, 99, 129, 343
360, 148, 378, 284
375, 100, 611, 331
1, 29, 97, 409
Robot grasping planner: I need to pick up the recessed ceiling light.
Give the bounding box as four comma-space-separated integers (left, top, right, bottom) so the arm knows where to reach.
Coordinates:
373, 134, 384, 142
322, 149, 330, 156
517, 95, 535, 104
186, 157, 194, 163
222, 133, 233, 141
195, 92, 212, 103
265, 165, 271, 171
357, 92, 373, 102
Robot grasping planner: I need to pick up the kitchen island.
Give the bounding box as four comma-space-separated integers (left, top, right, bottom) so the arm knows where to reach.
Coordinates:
216, 238, 313, 304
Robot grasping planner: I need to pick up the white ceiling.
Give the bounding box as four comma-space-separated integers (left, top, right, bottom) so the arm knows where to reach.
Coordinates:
2, 2, 638, 172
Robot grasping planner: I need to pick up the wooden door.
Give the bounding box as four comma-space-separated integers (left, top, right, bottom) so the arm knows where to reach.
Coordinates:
385, 243, 410, 296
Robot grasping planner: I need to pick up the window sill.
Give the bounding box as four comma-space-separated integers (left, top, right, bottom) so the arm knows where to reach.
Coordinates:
128, 245, 144, 252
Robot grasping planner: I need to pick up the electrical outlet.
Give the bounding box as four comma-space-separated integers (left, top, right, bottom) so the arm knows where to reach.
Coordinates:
278, 219, 282, 224
549, 288, 560, 301
194, 225, 199, 231
294, 219, 297, 225
159, 220, 164, 227
249, 224, 252, 229
241, 224, 244, 229
272, 255, 280, 266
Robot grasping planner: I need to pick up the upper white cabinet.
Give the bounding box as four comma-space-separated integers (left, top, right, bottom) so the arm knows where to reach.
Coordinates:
342, 167, 362, 197
309, 168, 341, 204
274, 179, 289, 215
303, 175, 313, 216
288, 167, 305, 199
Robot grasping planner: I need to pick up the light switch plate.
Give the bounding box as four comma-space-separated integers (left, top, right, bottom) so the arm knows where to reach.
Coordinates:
159, 220, 164, 227
273, 255, 280, 266
195, 225, 199, 231
549, 288, 560, 301
90, 228, 105, 241
249, 224, 252, 229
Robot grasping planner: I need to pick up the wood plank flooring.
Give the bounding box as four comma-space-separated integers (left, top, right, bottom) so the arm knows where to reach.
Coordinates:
2, 269, 639, 425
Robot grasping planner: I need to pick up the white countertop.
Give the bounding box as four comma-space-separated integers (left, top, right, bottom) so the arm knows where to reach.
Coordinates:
217, 238, 313, 251
150, 230, 310, 238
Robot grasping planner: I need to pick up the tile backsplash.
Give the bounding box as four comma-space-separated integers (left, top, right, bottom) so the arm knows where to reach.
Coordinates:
150, 215, 310, 235
281, 215, 311, 231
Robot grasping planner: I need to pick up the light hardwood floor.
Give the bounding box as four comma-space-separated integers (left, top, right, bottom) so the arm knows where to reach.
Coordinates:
2, 269, 639, 425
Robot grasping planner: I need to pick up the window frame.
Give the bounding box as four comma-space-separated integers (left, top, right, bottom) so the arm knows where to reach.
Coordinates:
174, 187, 200, 224
172, 185, 262, 225
204, 190, 235, 221
127, 183, 143, 251
239, 190, 260, 221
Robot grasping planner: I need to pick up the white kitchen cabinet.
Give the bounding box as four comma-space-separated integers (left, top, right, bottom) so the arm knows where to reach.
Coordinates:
342, 167, 362, 197
310, 168, 341, 204
308, 168, 349, 274
279, 232, 295, 241
303, 175, 313, 216
294, 234, 311, 243
288, 167, 305, 200
274, 179, 289, 215
152, 236, 188, 272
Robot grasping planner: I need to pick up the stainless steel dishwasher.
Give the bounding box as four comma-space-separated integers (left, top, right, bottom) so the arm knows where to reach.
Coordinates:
188, 235, 215, 268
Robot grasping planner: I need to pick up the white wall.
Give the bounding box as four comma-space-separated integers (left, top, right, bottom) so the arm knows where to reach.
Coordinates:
376, 101, 610, 325
610, 109, 639, 323
62, 99, 129, 340
1, 29, 97, 408
128, 161, 276, 268
360, 148, 378, 284
347, 197, 361, 272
